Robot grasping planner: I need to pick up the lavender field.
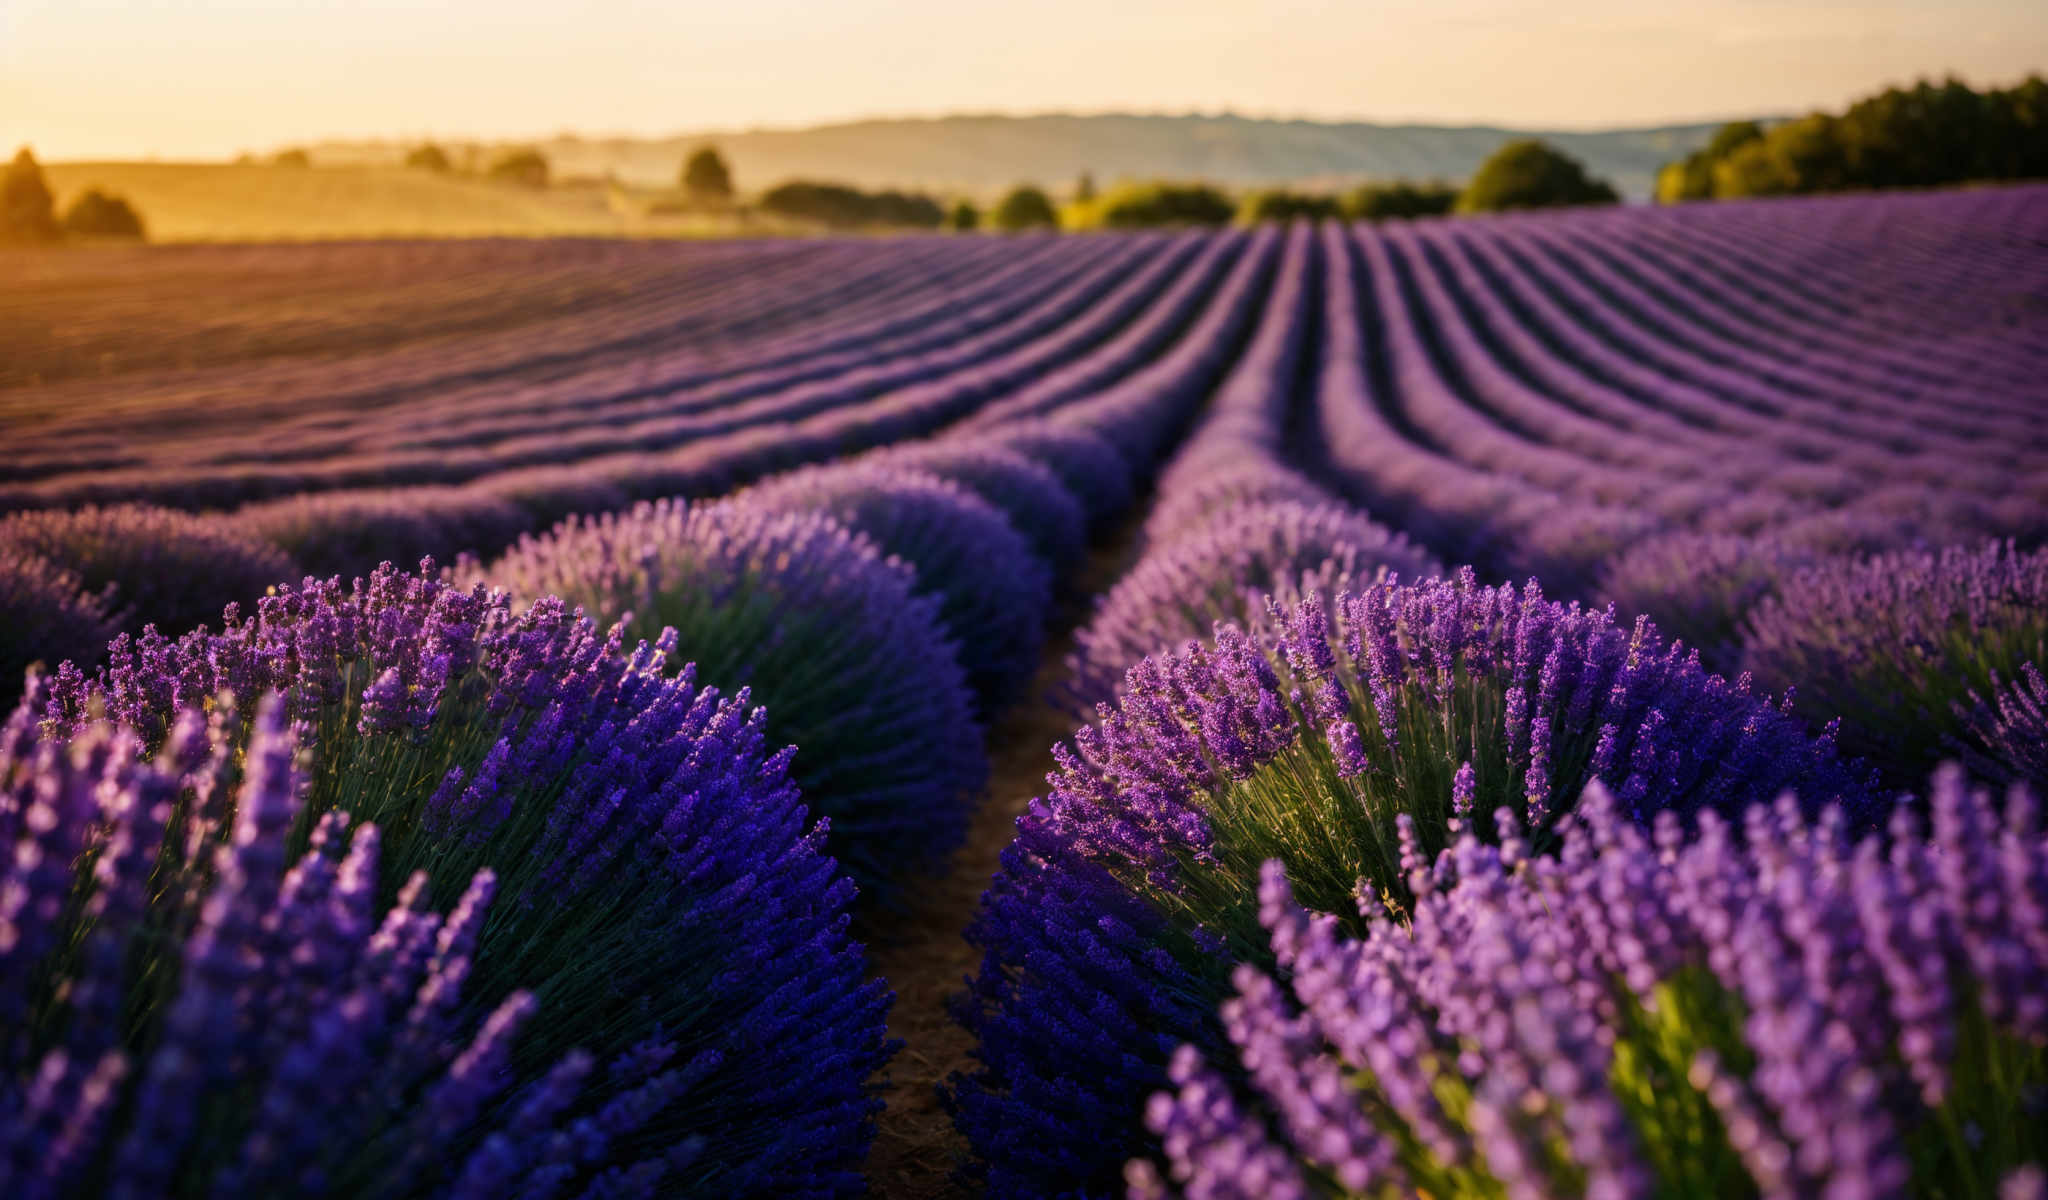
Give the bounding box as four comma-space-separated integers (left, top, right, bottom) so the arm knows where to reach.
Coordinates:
3, 184, 2047, 1198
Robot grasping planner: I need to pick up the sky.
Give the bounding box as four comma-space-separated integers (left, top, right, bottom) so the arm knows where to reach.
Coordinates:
5, 0, 2045, 160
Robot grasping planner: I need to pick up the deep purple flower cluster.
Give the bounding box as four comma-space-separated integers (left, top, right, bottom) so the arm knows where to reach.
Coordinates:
1959, 662, 2048, 789
950, 574, 1874, 1197
0, 502, 296, 641
1130, 771, 2047, 1198
480, 497, 985, 896
0, 545, 115, 708
1743, 539, 2048, 781
33, 560, 894, 1194
746, 462, 1052, 715
1068, 501, 1440, 706
869, 440, 1089, 573
0, 694, 609, 1196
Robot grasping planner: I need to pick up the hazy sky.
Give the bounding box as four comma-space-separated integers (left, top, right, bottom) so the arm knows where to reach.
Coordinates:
5, 0, 2045, 159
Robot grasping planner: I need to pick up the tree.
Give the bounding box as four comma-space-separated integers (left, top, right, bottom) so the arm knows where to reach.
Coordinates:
1, 148, 60, 243
681, 146, 733, 205
1092, 182, 1235, 228
948, 200, 980, 232
1656, 121, 1763, 203
405, 143, 452, 171
61, 189, 146, 239
758, 181, 944, 229
992, 185, 1058, 232
272, 148, 311, 168
1456, 140, 1619, 213
1340, 180, 1458, 220
1236, 188, 1340, 225
487, 148, 550, 188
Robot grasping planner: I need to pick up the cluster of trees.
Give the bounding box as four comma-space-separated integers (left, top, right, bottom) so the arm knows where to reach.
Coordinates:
757, 181, 946, 229
1658, 75, 2048, 202
2, 149, 145, 243
1237, 180, 1460, 224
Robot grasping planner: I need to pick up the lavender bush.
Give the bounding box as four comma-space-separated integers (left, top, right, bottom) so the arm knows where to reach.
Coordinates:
950, 572, 1874, 1197
0, 503, 295, 641
1598, 531, 1813, 673
33, 560, 893, 1194
972, 421, 1136, 533
746, 463, 1051, 716
870, 440, 1088, 574
481, 497, 985, 897
1068, 501, 1440, 706
0, 546, 114, 708
1130, 770, 2046, 1198
232, 486, 535, 581
1743, 540, 2048, 781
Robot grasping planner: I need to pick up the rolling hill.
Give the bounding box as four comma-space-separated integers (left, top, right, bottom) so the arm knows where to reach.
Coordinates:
316, 112, 1739, 199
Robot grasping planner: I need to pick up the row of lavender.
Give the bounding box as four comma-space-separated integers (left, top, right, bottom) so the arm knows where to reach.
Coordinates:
0, 216, 1272, 1196
945, 200, 2048, 1196
3, 185, 2046, 1197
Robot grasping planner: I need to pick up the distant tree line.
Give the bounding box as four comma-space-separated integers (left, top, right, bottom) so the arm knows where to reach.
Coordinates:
757, 181, 945, 229
1, 149, 146, 243
1658, 75, 2048, 202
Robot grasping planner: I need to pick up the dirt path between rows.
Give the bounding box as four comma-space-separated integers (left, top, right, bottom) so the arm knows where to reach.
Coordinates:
864, 521, 1143, 1199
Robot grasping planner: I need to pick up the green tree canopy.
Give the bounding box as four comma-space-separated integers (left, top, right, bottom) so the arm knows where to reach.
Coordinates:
1457, 140, 1620, 213
1340, 180, 1459, 220
1093, 181, 1235, 228
948, 200, 980, 231
60, 189, 146, 239
681, 146, 734, 203
1655, 75, 2048, 203
1236, 189, 1340, 225
992, 185, 1059, 232
1, 148, 60, 243
758, 181, 944, 229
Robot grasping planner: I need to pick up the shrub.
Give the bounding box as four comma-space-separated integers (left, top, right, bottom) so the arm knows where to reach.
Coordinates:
481, 498, 985, 897
680, 145, 733, 204
1068, 501, 1440, 705
1743, 540, 2048, 783
1597, 532, 1813, 673
1130, 770, 2047, 1197
948, 575, 1874, 1197
1456, 140, 1619, 213
230, 486, 535, 580
1655, 120, 1764, 202
758, 181, 944, 229
872, 441, 1088, 573
404, 142, 452, 171
1092, 182, 1236, 229
972, 421, 1135, 532
746, 463, 1050, 717
486, 148, 549, 188
1143, 464, 1341, 547
992, 185, 1058, 232
0, 504, 295, 640
0, 546, 114, 706
58, 189, 145, 239
36, 561, 894, 1194
949, 200, 980, 231
2, 147, 60, 243
1339, 180, 1458, 220
1236, 189, 1340, 225
271, 148, 311, 168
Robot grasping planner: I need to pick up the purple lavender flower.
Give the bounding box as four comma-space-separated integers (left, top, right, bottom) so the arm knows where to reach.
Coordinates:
1743, 539, 2048, 781
953, 576, 1870, 1197
1132, 772, 2044, 1197
0, 545, 116, 708
480, 496, 984, 895
0, 502, 295, 643
29, 559, 895, 1195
